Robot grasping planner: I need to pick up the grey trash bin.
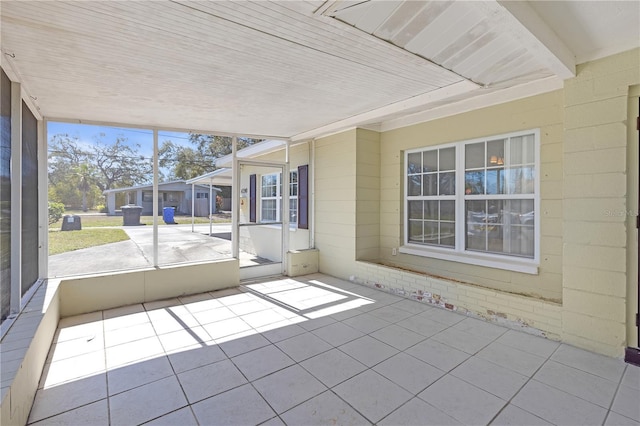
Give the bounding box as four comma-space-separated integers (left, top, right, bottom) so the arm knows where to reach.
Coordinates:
122, 205, 143, 226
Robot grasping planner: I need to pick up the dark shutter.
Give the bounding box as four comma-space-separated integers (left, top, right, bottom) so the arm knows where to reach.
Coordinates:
21, 101, 38, 295
298, 165, 308, 229
249, 174, 256, 223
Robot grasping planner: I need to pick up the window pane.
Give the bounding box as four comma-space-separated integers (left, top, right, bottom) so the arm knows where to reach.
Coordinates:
465, 143, 484, 169
486, 168, 505, 194
289, 198, 297, 224
439, 147, 455, 171
511, 134, 535, 165
408, 201, 423, 220
408, 220, 423, 243
439, 172, 455, 195
440, 200, 455, 221
465, 170, 484, 194
466, 200, 487, 251
261, 199, 277, 222
423, 174, 437, 196
487, 139, 505, 167
506, 166, 535, 194
424, 221, 438, 244
423, 200, 438, 220
1, 70, 11, 323
440, 222, 455, 247
423, 151, 437, 172
408, 175, 421, 196
407, 152, 421, 174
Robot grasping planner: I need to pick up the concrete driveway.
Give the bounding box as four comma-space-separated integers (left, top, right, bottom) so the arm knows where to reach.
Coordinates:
48, 224, 260, 278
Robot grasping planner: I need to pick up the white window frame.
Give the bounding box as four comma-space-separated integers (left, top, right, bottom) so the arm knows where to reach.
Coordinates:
400, 129, 540, 274
260, 171, 298, 226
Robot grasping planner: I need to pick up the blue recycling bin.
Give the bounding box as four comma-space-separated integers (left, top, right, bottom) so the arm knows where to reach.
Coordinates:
162, 207, 175, 224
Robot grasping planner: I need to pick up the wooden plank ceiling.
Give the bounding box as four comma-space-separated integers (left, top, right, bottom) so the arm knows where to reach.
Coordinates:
1, 1, 638, 139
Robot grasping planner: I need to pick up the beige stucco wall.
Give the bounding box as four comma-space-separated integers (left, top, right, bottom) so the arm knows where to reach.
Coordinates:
379, 90, 564, 302
562, 48, 640, 356
356, 129, 381, 262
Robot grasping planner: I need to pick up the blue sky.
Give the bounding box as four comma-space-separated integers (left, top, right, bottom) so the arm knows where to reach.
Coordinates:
47, 122, 193, 177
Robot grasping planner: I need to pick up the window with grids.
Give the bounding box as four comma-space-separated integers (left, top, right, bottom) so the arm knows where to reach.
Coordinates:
404, 130, 538, 267
260, 171, 297, 224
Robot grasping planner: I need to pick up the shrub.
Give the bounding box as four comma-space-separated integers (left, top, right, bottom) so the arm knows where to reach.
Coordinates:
96, 204, 108, 213
48, 202, 65, 225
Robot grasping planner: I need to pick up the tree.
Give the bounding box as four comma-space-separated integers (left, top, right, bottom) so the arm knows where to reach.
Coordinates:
48, 134, 152, 209
159, 134, 260, 180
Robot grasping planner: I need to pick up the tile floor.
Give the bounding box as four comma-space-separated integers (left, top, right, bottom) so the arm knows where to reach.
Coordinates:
28, 273, 640, 425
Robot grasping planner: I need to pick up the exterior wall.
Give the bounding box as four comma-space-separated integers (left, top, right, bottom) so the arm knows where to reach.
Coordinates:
237, 142, 312, 261
379, 90, 564, 302
356, 129, 381, 261
315, 130, 358, 278
627, 85, 639, 350
562, 48, 640, 356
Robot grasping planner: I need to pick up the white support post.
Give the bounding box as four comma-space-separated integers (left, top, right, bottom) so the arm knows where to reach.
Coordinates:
282, 141, 290, 274
209, 184, 213, 236
153, 129, 159, 267
38, 119, 48, 279
10, 82, 22, 316
191, 183, 195, 233
231, 136, 239, 259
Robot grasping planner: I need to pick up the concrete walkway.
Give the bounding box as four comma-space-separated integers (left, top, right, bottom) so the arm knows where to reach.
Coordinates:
48, 224, 263, 278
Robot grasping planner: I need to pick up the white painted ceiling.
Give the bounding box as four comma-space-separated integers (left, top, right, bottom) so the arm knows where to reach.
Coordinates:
1, 1, 638, 140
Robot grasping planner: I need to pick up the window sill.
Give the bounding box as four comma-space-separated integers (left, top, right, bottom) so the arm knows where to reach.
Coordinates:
399, 244, 539, 275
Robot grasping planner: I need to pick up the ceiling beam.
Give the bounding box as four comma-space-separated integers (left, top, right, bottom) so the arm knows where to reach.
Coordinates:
476, 1, 575, 80
291, 80, 478, 141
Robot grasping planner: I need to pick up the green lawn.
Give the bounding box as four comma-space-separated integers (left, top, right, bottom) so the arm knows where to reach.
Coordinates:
50, 213, 231, 229
49, 228, 130, 255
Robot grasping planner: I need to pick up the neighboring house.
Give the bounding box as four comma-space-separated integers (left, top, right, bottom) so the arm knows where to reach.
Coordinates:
103, 181, 219, 216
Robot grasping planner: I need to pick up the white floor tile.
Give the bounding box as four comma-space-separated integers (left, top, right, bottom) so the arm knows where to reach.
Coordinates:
228, 300, 271, 316
177, 358, 247, 403
143, 407, 199, 426
46, 332, 104, 363
29, 374, 107, 423
490, 404, 553, 426
390, 299, 433, 315
300, 348, 367, 388
333, 370, 412, 423
420, 308, 466, 326
104, 321, 156, 348
395, 315, 449, 337
109, 376, 188, 426
218, 331, 271, 357
253, 365, 327, 414
39, 350, 106, 388
418, 375, 506, 426
551, 344, 626, 382
604, 411, 640, 426
167, 342, 227, 374
511, 380, 608, 426
276, 332, 333, 362
202, 317, 252, 340
257, 321, 307, 343
476, 341, 546, 377
370, 324, 427, 351
342, 312, 390, 334
157, 326, 212, 353
191, 384, 276, 426
621, 365, 640, 390
339, 335, 399, 367
232, 344, 294, 381
405, 339, 470, 372
431, 327, 495, 354
27, 399, 109, 426
107, 355, 174, 396
143, 298, 181, 311
298, 316, 337, 331
260, 416, 286, 426
368, 305, 415, 323
611, 384, 640, 422
191, 306, 236, 326
105, 336, 164, 369
281, 390, 371, 426
534, 360, 618, 408
378, 397, 462, 426
451, 317, 507, 341
495, 329, 560, 359
55, 313, 103, 343
373, 352, 444, 394
103, 306, 149, 331
182, 297, 223, 314
450, 356, 528, 400
312, 322, 364, 347
241, 309, 289, 328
